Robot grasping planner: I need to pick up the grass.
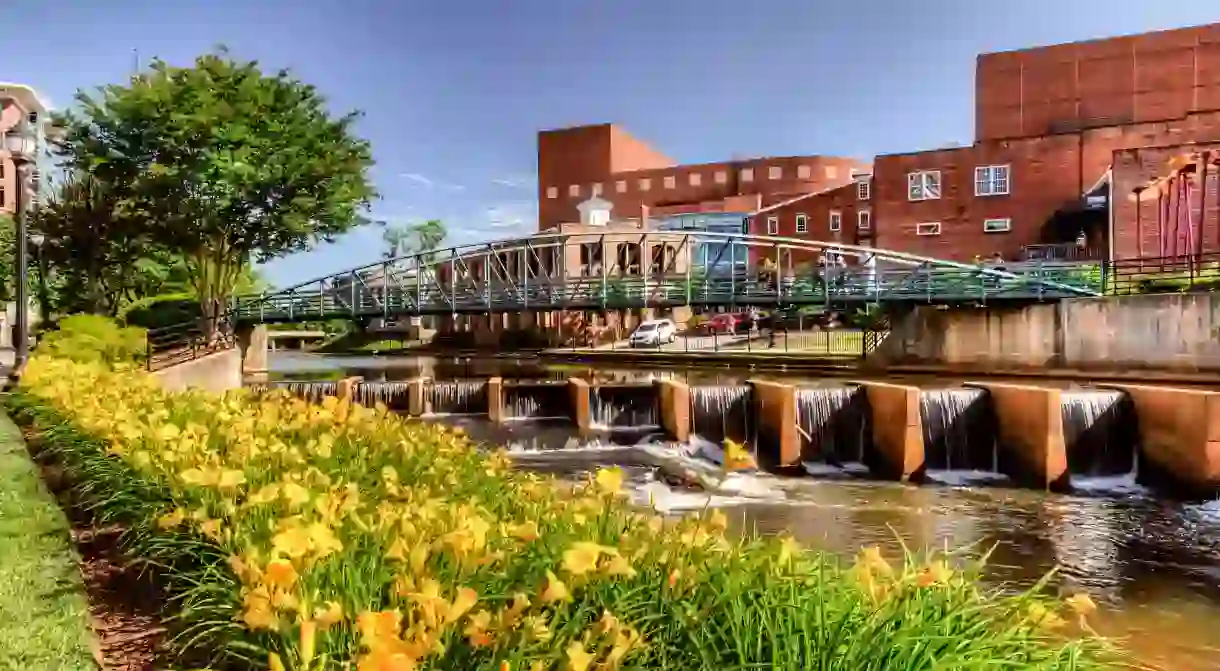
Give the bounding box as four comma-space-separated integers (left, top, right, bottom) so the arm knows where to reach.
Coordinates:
0, 412, 94, 671
8, 355, 1114, 670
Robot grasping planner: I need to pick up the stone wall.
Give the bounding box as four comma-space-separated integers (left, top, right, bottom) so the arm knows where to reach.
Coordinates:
152, 348, 243, 393
873, 294, 1220, 374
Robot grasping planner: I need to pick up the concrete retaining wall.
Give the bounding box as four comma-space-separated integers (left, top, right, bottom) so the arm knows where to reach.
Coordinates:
152, 348, 243, 393
873, 294, 1220, 374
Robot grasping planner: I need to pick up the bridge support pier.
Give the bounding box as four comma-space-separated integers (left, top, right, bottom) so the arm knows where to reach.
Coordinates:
236, 323, 269, 375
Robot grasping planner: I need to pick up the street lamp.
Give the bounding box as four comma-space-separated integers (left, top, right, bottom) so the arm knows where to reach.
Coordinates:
4, 123, 38, 386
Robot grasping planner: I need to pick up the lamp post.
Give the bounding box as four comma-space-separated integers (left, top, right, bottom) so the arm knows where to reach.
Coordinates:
4, 124, 38, 386
30, 232, 48, 332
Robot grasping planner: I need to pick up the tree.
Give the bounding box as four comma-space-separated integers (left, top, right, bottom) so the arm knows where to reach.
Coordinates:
382, 219, 447, 260
55, 49, 377, 336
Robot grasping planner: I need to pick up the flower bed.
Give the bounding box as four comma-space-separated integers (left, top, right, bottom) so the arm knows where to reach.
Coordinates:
7, 356, 1110, 670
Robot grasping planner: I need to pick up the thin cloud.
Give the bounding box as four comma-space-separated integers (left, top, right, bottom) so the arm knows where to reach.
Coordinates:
399, 172, 465, 191
491, 176, 533, 189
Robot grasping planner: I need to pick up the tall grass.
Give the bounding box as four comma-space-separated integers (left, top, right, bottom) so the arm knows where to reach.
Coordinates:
8, 356, 1113, 670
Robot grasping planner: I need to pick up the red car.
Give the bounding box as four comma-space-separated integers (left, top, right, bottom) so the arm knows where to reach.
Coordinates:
708, 313, 749, 334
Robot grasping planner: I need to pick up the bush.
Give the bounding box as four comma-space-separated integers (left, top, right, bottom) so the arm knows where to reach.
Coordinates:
8, 357, 1110, 670
35, 315, 147, 365
121, 295, 201, 331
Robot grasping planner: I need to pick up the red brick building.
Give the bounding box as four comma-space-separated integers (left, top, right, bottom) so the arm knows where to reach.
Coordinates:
537, 22, 1220, 264
537, 123, 869, 230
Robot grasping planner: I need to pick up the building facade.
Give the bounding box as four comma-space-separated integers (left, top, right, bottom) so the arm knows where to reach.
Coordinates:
537, 22, 1220, 265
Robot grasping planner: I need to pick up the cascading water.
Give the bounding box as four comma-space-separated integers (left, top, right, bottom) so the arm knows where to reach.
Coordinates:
689, 385, 752, 445
253, 380, 339, 403
1062, 388, 1138, 477
796, 385, 869, 467
429, 380, 488, 415
504, 382, 570, 420
356, 381, 412, 410
590, 384, 659, 429
919, 387, 998, 472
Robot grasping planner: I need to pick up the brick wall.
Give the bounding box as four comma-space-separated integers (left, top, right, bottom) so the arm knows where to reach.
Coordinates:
746, 183, 869, 266
977, 23, 1220, 141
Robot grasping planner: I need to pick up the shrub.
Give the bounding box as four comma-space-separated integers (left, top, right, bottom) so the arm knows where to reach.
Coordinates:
9, 357, 1111, 670
35, 315, 147, 365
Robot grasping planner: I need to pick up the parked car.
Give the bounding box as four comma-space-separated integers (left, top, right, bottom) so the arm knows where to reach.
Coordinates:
708, 313, 741, 334
629, 319, 676, 347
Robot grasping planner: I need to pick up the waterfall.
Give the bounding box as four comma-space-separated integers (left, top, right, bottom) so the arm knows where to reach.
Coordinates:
796, 385, 869, 465
1062, 388, 1138, 477
429, 380, 488, 415
689, 385, 752, 444
357, 381, 412, 410
249, 380, 339, 402
590, 385, 659, 429
920, 388, 997, 471
504, 382, 570, 420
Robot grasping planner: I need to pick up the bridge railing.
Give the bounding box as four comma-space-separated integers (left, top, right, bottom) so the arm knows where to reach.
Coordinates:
1102, 252, 1220, 296
232, 263, 1103, 322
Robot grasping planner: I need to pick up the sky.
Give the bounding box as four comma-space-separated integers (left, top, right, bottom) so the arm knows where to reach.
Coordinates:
3, 1, 1219, 288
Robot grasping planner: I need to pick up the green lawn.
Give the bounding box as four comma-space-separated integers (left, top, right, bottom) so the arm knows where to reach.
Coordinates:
0, 412, 94, 670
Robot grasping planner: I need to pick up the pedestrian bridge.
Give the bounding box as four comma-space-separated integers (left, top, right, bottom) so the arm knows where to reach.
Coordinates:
231, 232, 1101, 323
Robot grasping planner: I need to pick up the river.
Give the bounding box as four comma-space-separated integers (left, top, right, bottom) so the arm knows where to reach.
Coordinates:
265, 351, 1220, 670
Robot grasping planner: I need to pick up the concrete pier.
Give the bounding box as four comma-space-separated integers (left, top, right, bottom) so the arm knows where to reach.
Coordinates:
568, 378, 592, 435
657, 379, 691, 442
750, 380, 800, 470
966, 382, 1068, 490
859, 381, 923, 481
487, 377, 504, 424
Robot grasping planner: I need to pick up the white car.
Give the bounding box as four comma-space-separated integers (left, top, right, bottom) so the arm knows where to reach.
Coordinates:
629, 319, 676, 347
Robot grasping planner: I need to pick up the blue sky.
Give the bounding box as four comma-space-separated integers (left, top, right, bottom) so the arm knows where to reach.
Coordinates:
4, 1, 1218, 287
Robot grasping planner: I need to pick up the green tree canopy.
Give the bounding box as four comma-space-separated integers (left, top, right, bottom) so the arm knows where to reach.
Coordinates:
55, 49, 377, 333
382, 219, 447, 260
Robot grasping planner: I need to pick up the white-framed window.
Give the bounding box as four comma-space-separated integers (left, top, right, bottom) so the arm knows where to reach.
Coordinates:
740, 168, 754, 182
858, 210, 871, 230
767, 216, 778, 235
857, 180, 871, 200
797, 165, 811, 179
689, 173, 702, 187
975, 165, 1011, 196
714, 170, 728, 184
663, 175, 676, 189
795, 213, 808, 234
616, 180, 627, 193
546, 186, 558, 199
829, 210, 842, 232
916, 222, 942, 236
983, 218, 1012, 233
591, 182, 603, 196
907, 170, 942, 201
568, 184, 581, 198
638, 178, 652, 191
768, 166, 782, 180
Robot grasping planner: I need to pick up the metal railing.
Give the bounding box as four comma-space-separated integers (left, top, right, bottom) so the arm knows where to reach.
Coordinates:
1102, 253, 1220, 296
145, 314, 237, 371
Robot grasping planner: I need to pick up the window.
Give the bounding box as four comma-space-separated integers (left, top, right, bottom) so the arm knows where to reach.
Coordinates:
797, 165, 811, 179
857, 180, 870, 200
768, 166, 782, 180
568, 184, 581, 198
795, 213, 808, 234
616, 180, 627, 193
663, 175, 676, 189
638, 178, 652, 191
916, 222, 942, 236
591, 182, 603, 196
26, 112, 37, 125
824, 165, 838, 179
829, 211, 842, 232
767, 216, 778, 235
740, 168, 754, 182
689, 173, 701, 186
983, 218, 1012, 233
546, 186, 558, 199
907, 171, 942, 201
975, 165, 1010, 196
714, 170, 728, 184
858, 210, 871, 230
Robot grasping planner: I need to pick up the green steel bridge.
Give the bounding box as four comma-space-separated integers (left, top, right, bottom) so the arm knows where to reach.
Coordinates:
228, 231, 1102, 324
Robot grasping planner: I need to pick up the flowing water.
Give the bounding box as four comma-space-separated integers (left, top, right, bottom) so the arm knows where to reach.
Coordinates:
430, 380, 488, 415
356, 381, 413, 411
590, 384, 660, 429
263, 352, 1220, 669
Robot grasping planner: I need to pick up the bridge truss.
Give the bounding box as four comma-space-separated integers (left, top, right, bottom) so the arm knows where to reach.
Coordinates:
232, 232, 1102, 323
